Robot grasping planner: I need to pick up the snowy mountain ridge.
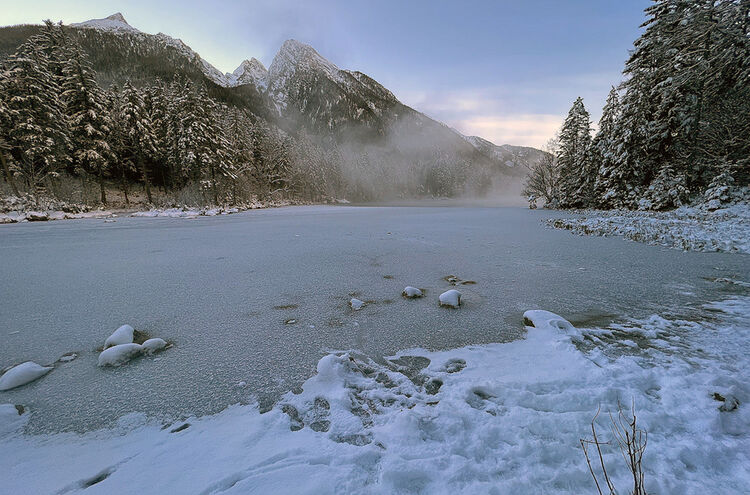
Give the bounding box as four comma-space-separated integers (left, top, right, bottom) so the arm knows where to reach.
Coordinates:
64, 13, 541, 163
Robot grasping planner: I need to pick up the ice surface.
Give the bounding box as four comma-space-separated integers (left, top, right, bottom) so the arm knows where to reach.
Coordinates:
1, 205, 748, 433
104, 325, 134, 349
98, 344, 143, 367
0, 362, 52, 391
438, 289, 461, 308
2, 295, 749, 493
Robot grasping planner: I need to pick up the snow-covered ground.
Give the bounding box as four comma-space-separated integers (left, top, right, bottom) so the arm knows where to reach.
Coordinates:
2, 293, 748, 494
548, 202, 750, 253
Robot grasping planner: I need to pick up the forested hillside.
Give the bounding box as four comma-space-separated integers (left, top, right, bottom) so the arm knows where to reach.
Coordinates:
525, 0, 748, 211
0, 16, 541, 207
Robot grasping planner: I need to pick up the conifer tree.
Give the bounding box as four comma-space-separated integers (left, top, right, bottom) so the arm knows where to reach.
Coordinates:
555, 97, 591, 208
119, 80, 156, 203
62, 44, 112, 203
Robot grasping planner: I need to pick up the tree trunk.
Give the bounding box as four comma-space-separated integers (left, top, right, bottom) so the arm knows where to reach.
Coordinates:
120, 166, 130, 206
0, 148, 20, 196
98, 166, 107, 205
210, 165, 218, 205
139, 155, 153, 203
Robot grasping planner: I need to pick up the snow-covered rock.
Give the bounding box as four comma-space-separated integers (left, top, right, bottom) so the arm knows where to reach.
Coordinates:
349, 298, 365, 310
141, 338, 168, 355
98, 344, 143, 367
402, 286, 423, 299
0, 362, 53, 391
438, 289, 461, 308
523, 310, 583, 342
25, 211, 48, 222
104, 325, 135, 349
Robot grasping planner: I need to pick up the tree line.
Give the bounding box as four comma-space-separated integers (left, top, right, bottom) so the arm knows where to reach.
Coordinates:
525, 0, 749, 210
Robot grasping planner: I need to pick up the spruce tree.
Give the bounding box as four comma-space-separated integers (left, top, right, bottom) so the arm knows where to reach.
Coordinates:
62, 44, 112, 203
555, 97, 591, 208
119, 80, 156, 203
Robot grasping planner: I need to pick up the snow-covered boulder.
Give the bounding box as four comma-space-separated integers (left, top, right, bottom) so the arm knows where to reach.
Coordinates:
350, 298, 365, 310
25, 211, 49, 222
523, 310, 583, 342
0, 362, 53, 391
439, 289, 461, 308
104, 325, 135, 349
402, 286, 423, 299
98, 344, 142, 367
141, 338, 168, 355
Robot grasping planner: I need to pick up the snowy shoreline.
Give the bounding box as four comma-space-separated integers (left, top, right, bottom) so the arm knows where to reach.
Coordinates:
0, 198, 332, 224
547, 202, 750, 254
2, 293, 749, 494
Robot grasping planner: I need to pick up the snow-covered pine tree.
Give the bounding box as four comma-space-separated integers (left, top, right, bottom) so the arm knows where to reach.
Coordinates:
173, 83, 230, 204
3, 39, 69, 198
555, 97, 592, 208
105, 84, 135, 205
119, 80, 157, 203
62, 43, 112, 204
224, 108, 254, 203
591, 87, 623, 208
0, 63, 20, 196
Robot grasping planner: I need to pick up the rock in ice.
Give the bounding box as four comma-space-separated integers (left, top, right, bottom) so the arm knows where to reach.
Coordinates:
104, 324, 135, 349
141, 338, 168, 355
402, 286, 423, 299
439, 289, 461, 308
98, 343, 143, 367
0, 362, 53, 391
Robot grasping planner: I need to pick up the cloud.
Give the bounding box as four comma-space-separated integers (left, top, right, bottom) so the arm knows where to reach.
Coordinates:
451, 115, 562, 148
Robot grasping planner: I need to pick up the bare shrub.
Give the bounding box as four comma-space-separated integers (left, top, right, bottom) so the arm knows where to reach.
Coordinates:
580, 402, 648, 495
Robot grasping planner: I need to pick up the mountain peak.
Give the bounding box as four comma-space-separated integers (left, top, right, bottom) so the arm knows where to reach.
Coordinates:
71, 12, 140, 33
106, 12, 128, 23
227, 58, 268, 88
272, 39, 339, 75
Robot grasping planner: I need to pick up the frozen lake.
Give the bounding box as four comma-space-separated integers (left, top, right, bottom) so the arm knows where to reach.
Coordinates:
1, 205, 748, 432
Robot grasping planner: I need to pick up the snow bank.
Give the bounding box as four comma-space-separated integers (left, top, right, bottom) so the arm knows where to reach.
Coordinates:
401, 286, 423, 298
0, 362, 53, 391
2, 297, 749, 494
548, 202, 750, 253
438, 289, 461, 308
104, 325, 134, 349
98, 344, 143, 367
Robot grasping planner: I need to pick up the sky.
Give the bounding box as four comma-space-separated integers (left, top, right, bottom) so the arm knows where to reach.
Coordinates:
1, 0, 650, 148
